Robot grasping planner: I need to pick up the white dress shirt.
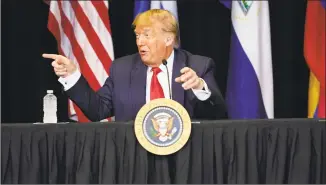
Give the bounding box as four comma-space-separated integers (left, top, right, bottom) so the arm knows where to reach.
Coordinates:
58, 50, 211, 102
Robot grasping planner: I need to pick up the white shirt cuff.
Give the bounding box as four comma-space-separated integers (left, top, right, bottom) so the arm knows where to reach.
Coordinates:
192, 78, 211, 101
58, 70, 81, 91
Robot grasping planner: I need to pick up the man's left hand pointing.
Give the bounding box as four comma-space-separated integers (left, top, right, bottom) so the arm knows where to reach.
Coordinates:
175, 67, 204, 90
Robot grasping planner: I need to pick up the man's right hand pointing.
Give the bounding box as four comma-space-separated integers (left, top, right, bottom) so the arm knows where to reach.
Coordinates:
42, 54, 77, 78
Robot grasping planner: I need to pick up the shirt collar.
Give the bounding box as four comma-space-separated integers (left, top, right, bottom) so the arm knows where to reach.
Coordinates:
147, 49, 174, 73
165, 49, 174, 68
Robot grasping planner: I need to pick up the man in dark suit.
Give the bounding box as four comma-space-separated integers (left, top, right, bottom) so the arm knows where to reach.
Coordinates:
43, 9, 227, 121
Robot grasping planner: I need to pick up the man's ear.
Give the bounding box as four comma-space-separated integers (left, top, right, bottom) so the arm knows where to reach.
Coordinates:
165, 36, 174, 47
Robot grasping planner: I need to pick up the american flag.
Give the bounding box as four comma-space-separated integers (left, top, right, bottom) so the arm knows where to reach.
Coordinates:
45, 0, 115, 122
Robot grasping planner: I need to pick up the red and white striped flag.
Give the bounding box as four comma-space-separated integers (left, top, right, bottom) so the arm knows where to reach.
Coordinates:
45, 0, 115, 122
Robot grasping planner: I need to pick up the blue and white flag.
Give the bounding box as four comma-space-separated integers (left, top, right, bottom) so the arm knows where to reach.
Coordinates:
220, 1, 274, 119
134, 1, 178, 20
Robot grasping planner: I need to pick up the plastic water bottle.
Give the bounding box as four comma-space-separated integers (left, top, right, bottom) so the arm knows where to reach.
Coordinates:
43, 90, 57, 123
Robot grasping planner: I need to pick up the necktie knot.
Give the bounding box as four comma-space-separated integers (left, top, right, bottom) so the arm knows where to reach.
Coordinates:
151, 67, 162, 75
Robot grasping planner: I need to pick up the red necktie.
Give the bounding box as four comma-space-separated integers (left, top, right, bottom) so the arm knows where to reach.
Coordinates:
150, 67, 165, 100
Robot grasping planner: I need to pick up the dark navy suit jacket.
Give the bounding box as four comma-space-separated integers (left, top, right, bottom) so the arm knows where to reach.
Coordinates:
66, 49, 227, 121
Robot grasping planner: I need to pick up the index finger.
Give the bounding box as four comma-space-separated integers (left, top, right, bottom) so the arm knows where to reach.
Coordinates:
42, 53, 58, 60
180, 67, 191, 74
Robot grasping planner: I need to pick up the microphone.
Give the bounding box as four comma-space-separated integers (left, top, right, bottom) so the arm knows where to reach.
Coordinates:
162, 59, 172, 100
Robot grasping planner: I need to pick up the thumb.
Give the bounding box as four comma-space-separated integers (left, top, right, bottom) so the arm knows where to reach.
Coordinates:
57, 55, 70, 65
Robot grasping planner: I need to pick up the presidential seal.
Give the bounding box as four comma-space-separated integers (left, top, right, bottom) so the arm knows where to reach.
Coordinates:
134, 98, 191, 155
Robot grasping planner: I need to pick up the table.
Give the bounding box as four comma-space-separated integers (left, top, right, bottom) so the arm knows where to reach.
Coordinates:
1, 118, 325, 184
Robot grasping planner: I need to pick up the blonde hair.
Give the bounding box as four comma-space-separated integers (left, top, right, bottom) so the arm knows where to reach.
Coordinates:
132, 9, 180, 47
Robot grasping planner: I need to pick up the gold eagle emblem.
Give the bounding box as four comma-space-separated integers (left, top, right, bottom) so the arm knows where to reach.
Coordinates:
151, 117, 174, 137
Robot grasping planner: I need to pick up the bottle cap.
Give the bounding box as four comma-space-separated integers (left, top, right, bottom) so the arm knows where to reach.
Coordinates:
47, 90, 53, 94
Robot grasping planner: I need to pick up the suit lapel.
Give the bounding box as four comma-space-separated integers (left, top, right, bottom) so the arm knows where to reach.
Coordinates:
130, 55, 147, 112
172, 49, 186, 106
